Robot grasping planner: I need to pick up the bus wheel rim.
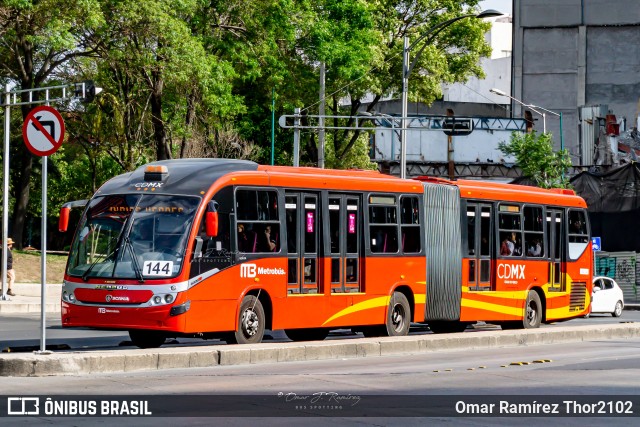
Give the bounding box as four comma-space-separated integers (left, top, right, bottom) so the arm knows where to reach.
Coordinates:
526, 302, 537, 325
242, 309, 259, 336
391, 303, 405, 332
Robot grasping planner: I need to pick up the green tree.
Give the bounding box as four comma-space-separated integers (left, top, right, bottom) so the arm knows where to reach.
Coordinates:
325, 0, 492, 164
0, 0, 104, 249
498, 131, 572, 189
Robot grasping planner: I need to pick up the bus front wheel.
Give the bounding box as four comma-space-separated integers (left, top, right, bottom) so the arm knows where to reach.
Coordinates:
128, 329, 166, 349
226, 295, 265, 344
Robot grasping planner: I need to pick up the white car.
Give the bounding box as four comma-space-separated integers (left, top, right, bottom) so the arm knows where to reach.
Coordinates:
589, 276, 624, 317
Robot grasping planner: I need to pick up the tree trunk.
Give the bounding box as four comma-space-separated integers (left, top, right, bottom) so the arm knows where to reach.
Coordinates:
150, 73, 171, 160
11, 150, 33, 251
180, 90, 197, 158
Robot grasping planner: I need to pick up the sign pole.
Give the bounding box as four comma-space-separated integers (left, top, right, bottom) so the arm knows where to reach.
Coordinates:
21, 100, 67, 354
38, 91, 50, 354
1, 85, 10, 301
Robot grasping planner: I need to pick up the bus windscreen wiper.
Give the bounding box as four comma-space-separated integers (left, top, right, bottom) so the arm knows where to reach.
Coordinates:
122, 236, 145, 283
82, 246, 118, 282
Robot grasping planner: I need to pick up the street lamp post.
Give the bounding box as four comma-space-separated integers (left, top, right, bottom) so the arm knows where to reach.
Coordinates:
490, 88, 564, 151
400, 9, 502, 179
490, 88, 545, 131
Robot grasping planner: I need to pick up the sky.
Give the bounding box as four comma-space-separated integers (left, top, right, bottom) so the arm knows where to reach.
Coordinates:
479, 0, 513, 15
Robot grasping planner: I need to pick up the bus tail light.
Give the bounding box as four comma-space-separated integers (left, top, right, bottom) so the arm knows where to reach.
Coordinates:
170, 301, 191, 316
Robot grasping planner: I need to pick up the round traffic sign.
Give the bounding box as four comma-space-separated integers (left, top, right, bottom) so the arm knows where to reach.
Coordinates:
22, 106, 65, 156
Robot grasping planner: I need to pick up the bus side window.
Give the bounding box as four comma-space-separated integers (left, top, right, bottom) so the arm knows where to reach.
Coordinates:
235, 188, 280, 254
568, 209, 589, 260
368, 195, 399, 254
400, 196, 421, 253
189, 190, 234, 279
524, 206, 544, 258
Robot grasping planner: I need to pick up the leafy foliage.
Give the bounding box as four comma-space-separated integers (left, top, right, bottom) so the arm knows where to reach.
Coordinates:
498, 131, 572, 189
0, 0, 496, 248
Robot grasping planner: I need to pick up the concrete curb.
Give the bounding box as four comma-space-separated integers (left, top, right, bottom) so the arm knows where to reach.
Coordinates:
0, 283, 61, 314
1, 323, 639, 377
0, 302, 60, 314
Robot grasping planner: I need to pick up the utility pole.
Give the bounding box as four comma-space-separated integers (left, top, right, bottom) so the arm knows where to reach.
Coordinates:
293, 108, 301, 167
318, 63, 326, 169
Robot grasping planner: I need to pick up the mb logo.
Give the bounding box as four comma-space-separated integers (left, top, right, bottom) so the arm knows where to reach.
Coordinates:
240, 263, 257, 278
7, 397, 40, 415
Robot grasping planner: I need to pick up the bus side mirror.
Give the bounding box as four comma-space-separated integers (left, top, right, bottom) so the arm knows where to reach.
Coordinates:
205, 211, 218, 237
59, 206, 71, 232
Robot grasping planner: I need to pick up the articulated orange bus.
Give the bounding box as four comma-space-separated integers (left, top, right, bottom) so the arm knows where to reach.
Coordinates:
58, 159, 591, 348
416, 177, 592, 333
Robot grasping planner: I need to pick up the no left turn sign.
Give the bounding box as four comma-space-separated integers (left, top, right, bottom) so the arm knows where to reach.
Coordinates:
22, 105, 65, 156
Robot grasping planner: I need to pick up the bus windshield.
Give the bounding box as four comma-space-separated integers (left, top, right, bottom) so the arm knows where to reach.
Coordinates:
67, 194, 200, 280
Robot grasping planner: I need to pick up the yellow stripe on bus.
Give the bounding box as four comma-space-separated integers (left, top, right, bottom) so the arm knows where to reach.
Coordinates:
321, 293, 427, 326
461, 298, 524, 317
322, 296, 390, 326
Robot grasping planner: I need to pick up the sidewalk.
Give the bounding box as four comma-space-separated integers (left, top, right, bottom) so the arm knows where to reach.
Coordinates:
0, 282, 61, 314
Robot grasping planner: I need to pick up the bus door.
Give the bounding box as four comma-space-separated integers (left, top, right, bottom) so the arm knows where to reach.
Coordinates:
327, 194, 362, 293
466, 203, 493, 291
547, 209, 565, 291
285, 192, 320, 294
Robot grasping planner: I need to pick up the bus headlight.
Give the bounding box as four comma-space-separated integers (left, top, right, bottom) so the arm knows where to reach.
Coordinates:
68, 293, 76, 303
164, 294, 174, 304
153, 295, 162, 304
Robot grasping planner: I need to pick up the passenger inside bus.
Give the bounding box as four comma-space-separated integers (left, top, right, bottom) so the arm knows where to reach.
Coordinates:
500, 233, 515, 256
513, 235, 522, 256
237, 223, 257, 253
257, 225, 278, 252
527, 238, 542, 257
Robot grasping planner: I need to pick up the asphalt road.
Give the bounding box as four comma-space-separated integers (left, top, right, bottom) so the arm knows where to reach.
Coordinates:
1, 310, 638, 352
1, 337, 639, 426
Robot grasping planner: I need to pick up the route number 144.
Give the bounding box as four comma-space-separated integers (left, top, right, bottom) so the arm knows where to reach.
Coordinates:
142, 260, 173, 277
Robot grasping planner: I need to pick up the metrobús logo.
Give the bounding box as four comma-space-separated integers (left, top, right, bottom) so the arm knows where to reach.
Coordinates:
240, 263, 285, 278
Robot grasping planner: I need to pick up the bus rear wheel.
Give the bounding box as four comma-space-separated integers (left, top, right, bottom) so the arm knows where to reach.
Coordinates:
128, 329, 166, 349
284, 328, 329, 342
226, 295, 265, 344
524, 290, 542, 328
502, 290, 543, 329
385, 292, 411, 336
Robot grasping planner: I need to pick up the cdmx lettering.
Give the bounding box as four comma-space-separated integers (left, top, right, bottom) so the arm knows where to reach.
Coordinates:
497, 263, 525, 280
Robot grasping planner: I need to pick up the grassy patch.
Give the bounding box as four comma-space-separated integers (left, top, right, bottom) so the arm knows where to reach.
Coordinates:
12, 250, 68, 284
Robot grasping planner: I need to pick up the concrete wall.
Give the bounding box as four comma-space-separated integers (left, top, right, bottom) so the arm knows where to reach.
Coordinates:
513, 0, 640, 166
443, 57, 511, 104
586, 26, 640, 125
